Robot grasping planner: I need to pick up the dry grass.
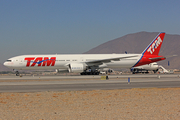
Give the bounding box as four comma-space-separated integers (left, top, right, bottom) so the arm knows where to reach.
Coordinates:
0, 88, 179, 120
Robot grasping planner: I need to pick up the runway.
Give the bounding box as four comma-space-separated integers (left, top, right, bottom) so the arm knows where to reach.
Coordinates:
0, 74, 179, 80
0, 74, 180, 92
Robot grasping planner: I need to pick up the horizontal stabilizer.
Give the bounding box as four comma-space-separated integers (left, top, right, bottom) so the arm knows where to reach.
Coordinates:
149, 55, 177, 60
149, 57, 165, 60
164, 55, 177, 58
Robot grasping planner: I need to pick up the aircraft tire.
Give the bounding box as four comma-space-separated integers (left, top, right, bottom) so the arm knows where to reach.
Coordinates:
16, 73, 20, 76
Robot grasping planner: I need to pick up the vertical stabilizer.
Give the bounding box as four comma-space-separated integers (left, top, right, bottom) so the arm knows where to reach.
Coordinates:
142, 32, 165, 55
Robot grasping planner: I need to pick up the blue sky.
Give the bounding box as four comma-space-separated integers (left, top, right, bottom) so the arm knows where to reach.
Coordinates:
0, 0, 180, 63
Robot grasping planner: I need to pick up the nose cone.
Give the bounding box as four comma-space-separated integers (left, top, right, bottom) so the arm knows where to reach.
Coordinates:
3, 60, 13, 68
3, 62, 7, 66
3, 62, 9, 67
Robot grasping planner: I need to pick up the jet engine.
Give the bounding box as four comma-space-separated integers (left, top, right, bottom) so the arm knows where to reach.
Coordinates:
68, 63, 86, 73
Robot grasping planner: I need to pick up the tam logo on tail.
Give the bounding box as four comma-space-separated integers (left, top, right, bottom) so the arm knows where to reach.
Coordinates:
147, 36, 162, 54
143, 32, 165, 55
134, 32, 166, 67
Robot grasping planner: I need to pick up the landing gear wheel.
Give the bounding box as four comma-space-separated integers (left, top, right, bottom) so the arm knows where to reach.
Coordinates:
16, 73, 20, 76
15, 71, 20, 76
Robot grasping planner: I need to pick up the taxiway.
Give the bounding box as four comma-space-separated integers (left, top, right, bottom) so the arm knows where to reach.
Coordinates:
0, 74, 180, 92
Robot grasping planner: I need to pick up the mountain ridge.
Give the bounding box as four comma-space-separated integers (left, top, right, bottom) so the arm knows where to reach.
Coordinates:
85, 31, 180, 69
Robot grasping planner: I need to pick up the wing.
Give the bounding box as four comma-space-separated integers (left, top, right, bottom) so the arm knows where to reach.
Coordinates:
86, 55, 139, 64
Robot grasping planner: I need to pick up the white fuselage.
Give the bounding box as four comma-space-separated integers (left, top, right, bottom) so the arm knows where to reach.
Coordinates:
3, 32, 166, 74
4, 54, 142, 70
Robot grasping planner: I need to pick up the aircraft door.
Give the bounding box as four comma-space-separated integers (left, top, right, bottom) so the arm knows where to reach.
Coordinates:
19, 58, 23, 66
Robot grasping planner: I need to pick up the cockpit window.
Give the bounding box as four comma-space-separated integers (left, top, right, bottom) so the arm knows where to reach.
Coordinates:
6, 60, 12, 62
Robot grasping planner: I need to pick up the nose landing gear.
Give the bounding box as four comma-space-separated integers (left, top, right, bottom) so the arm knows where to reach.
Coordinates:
13, 69, 20, 76
15, 71, 20, 76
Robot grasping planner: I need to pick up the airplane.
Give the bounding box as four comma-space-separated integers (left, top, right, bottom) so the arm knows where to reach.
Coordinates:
4, 32, 166, 76
131, 62, 159, 74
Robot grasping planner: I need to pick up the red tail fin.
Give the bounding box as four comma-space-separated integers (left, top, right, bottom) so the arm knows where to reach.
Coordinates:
142, 32, 165, 55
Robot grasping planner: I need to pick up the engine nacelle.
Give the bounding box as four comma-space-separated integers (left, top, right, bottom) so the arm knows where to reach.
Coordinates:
68, 63, 86, 73
55, 69, 69, 73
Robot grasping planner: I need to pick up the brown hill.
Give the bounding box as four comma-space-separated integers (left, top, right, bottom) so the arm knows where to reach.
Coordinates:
85, 32, 180, 69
